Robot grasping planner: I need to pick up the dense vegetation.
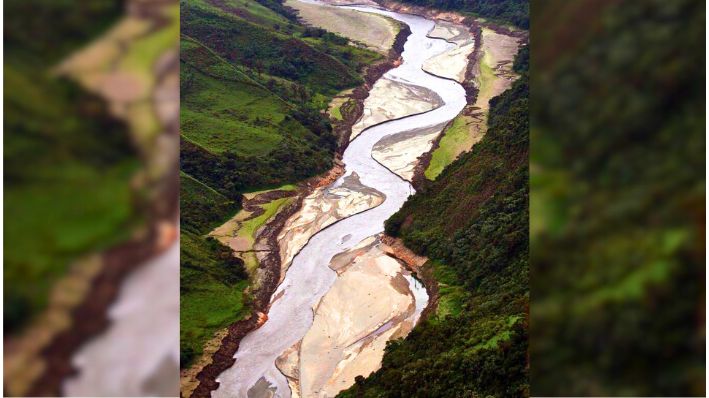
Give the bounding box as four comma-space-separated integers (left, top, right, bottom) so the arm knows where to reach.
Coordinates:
531, 0, 704, 395
179, 0, 382, 367
180, 0, 381, 211
180, 230, 250, 366
340, 50, 529, 397
397, 0, 528, 29
4, 1, 139, 333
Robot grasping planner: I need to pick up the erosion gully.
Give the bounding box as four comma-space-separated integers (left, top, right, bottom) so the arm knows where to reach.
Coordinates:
214, 3, 466, 397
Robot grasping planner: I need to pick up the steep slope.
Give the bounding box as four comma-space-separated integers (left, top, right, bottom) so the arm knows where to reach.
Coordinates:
340, 51, 529, 397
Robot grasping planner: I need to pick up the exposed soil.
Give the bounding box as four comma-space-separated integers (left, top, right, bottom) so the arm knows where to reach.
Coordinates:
242, 189, 299, 222
292, 236, 418, 397
372, 121, 448, 182
286, 0, 398, 54
350, 77, 443, 140
188, 192, 304, 398
187, 157, 348, 397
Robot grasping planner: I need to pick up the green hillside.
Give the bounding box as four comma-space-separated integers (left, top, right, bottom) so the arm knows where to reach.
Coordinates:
180, 0, 381, 200
180, 230, 249, 366
179, 0, 382, 368
340, 50, 529, 398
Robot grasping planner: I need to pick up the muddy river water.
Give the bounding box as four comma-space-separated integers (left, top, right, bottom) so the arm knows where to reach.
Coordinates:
214, 4, 467, 397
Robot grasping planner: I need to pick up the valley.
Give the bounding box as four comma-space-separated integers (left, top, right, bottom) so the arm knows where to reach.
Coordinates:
179, 0, 528, 397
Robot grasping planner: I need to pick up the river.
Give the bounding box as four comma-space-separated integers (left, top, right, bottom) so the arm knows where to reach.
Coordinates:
213, 4, 467, 397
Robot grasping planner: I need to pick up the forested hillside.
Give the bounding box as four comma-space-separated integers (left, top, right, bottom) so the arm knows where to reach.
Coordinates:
179, 0, 382, 367
339, 48, 529, 397
395, 0, 528, 28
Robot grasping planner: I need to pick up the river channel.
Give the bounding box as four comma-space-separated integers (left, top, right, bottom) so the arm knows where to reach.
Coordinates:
214, 3, 467, 397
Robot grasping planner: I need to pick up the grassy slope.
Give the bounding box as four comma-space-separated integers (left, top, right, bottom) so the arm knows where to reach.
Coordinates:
181, 42, 293, 156
425, 42, 499, 180
180, 169, 249, 365
179, 0, 381, 198
180, 172, 240, 235
425, 115, 472, 179
4, 1, 139, 333
340, 53, 529, 398
179, 0, 381, 368
238, 198, 292, 243
180, 231, 250, 365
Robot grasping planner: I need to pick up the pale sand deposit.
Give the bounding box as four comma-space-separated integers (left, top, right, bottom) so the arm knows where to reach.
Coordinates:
422, 21, 475, 83
372, 122, 448, 181
285, 0, 398, 54
210, 209, 257, 253
350, 78, 443, 140
277, 237, 424, 397
277, 173, 385, 279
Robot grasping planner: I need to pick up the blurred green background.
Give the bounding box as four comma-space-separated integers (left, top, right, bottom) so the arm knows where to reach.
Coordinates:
530, 0, 705, 395
4, 0, 139, 333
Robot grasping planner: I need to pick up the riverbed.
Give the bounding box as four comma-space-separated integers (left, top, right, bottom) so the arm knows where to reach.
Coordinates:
213, 3, 467, 397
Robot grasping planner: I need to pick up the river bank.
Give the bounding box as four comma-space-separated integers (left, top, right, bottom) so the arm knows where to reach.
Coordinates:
275, 235, 426, 397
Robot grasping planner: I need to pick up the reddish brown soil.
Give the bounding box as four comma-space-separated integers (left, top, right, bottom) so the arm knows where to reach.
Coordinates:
241, 189, 299, 222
